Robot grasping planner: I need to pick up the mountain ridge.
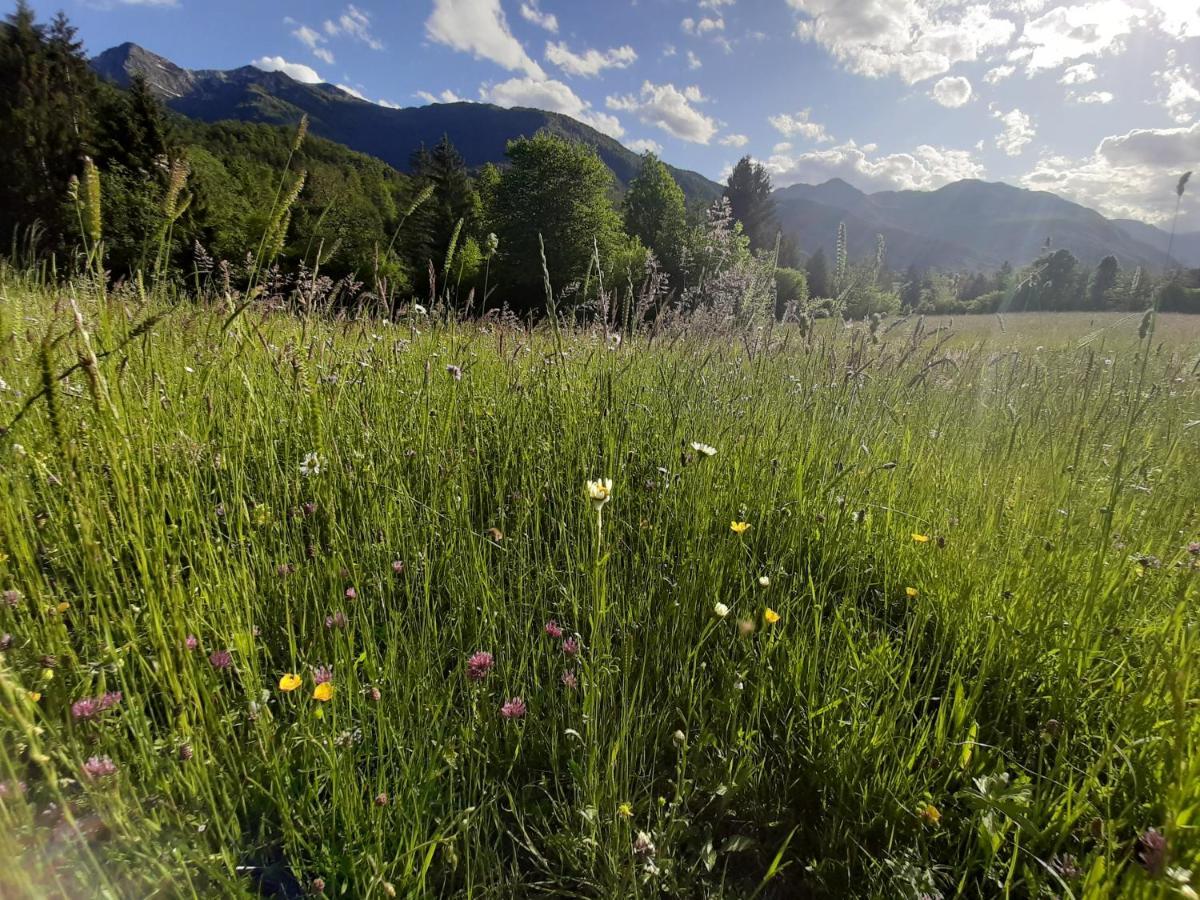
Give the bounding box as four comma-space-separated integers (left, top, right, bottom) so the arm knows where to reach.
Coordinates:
90, 42, 724, 206
92, 42, 1200, 272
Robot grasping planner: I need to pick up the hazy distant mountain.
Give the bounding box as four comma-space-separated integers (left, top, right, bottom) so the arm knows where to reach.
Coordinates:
90, 42, 723, 206
772, 177, 1189, 271
1110, 218, 1200, 268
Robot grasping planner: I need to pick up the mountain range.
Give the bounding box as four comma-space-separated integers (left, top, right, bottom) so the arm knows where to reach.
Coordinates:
92, 42, 1200, 272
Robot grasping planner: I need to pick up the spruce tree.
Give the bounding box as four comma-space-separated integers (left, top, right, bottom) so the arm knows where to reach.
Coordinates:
723, 156, 776, 252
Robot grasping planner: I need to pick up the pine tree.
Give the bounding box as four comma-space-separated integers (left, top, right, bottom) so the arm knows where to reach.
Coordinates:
723, 156, 776, 252
1088, 255, 1120, 308
407, 134, 478, 277
0, 3, 98, 248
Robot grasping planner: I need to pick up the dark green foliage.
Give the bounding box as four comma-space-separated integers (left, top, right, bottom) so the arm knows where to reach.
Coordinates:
805, 246, 830, 299
774, 266, 808, 311
491, 132, 628, 312
1088, 254, 1120, 307
623, 152, 687, 279
723, 155, 777, 252
407, 135, 479, 283
0, 3, 97, 250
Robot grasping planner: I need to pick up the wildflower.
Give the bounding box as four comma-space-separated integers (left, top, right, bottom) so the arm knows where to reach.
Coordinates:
446, 364, 462, 381
313, 665, 333, 684
912, 533, 930, 543
209, 650, 232, 670
313, 682, 334, 702
253, 504, 272, 526
345, 587, 358, 600
72, 698, 101, 720
738, 619, 757, 637
672, 730, 686, 747
2, 589, 21, 608
905, 587, 919, 598
690, 441, 717, 457
277, 563, 295, 577
412, 303, 427, 316
586, 478, 613, 510
618, 801, 634, 818
392, 560, 405, 575
1189, 542, 1200, 556
178, 743, 194, 761
544, 620, 564, 639
561, 670, 578, 689
367, 686, 382, 702
12, 444, 26, 457
184, 635, 199, 651
917, 803, 941, 827
466, 651, 494, 681
1138, 827, 1166, 875
764, 608, 781, 625
375, 792, 389, 806
562, 638, 579, 657
633, 831, 656, 858
0, 633, 11, 652
325, 611, 348, 630
500, 697, 527, 719
299, 452, 323, 477
713, 602, 730, 619
302, 502, 317, 517
82, 755, 117, 780
1167, 868, 1197, 900
279, 673, 302, 692
757, 575, 770, 588
310, 877, 326, 895
730, 521, 750, 535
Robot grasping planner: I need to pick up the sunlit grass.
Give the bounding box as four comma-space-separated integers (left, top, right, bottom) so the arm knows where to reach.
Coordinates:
0, 277, 1197, 897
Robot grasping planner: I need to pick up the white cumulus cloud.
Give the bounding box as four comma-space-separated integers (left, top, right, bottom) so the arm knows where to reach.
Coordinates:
681, 16, 725, 35
323, 4, 383, 50
1058, 62, 1097, 84
1020, 122, 1200, 226
416, 88, 468, 104
786, 0, 1016, 84
931, 75, 972, 107
251, 56, 322, 84
719, 133, 750, 147
606, 81, 717, 143
545, 41, 637, 77
1068, 90, 1113, 103
1155, 51, 1200, 124
520, 0, 558, 33
760, 140, 985, 191
626, 138, 664, 154
984, 64, 1015, 84
482, 76, 623, 137
427, 0, 545, 79
768, 108, 831, 142
1011, 1, 1143, 74
992, 106, 1035, 156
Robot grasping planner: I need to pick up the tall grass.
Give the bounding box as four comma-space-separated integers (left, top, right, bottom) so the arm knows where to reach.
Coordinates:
0, 277, 1197, 897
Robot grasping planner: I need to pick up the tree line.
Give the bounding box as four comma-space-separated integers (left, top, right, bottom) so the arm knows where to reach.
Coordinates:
2, 2, 1197, 317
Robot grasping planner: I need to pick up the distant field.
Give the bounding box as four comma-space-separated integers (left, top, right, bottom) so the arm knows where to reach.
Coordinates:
1, 278, 1198, 898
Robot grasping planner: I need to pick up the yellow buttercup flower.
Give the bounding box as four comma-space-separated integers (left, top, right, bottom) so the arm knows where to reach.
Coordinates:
912, 533, 930, 543
917, 803, 941, 826
905, 587, 919, 598
617, 801, 633, 818
28, 691, 42, 702
313, 682, 334, 702
764, 608, 781, 625
730, 521, 750, 535
279, 673, 302, 692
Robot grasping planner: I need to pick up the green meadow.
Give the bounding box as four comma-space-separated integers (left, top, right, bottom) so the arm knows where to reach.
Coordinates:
1, 277, 1198, 898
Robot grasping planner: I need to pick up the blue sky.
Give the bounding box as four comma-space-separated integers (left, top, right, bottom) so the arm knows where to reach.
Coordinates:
31, 0, 1200, 227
